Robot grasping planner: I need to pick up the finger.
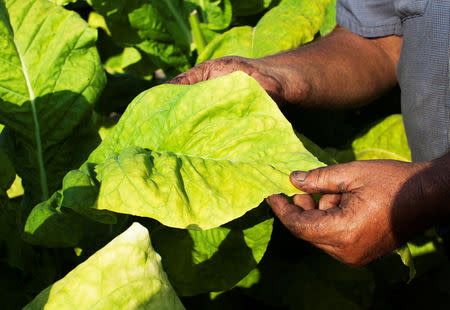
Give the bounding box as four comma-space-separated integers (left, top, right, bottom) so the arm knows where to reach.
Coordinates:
267, 194, 343, 243
293, 194, 316, 210
267, 194, 304, 214
318, 194, 341, 210
204, 57, 254, 80
166, 73, 196, 85
167, 64, 208, 85
289, 163, 362, 194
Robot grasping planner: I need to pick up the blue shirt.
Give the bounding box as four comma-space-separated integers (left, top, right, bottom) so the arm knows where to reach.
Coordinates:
337, 0, 450, 162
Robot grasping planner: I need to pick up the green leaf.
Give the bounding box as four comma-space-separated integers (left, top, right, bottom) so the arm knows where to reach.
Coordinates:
22, 192, 85, 247
48, 0, 77, 5
395, 245, 416, 283
124, 54, 159, 81
350, 114, 411, 162
95, 73, 154, 115
187, 0, 232, 31
0, 0, 105, 200
239, 253, 374, 310
0, 148, 15, 193
23, 178, 125, 247
197, 26, 252, 61
296, 132, 338, 165
24, 222, 186, 310
88, 0, 191, 72
151, 204, 273, 295
0, 196, 35, 271
94, 27, 158, 80
233, 268, 261, 289
230, 0, 274, 16
6, 174, 23, 199
104, 47, 142, 74
0, 115, 101, 206
198, 23, 222, 44
189, 9, 207, 54
406, 229, 449, 278
0, 0, 105, 145
329, 114, 412, 164
61, 71, 323, 229
319, 0, 336, 36
197, 0, 328, 62
88, 11, 110, 36
94, 112, 120, 140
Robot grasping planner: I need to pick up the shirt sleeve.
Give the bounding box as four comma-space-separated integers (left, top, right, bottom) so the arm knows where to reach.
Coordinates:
336, 0, 403, 37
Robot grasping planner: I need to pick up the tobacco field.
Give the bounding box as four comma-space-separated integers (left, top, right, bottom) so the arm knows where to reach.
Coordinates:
0, 0, 449, 309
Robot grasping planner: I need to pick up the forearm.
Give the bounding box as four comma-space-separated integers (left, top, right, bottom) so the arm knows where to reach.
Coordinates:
259, 27, 402, 108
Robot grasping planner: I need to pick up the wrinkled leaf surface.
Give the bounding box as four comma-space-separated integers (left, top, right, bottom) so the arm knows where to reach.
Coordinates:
62, 71, 323, 229
24, 222, 185, 310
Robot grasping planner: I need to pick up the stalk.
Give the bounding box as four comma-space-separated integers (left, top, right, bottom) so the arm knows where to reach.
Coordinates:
189, 10, 206, 54
15, 41, 49, 201
30, 100, 48, 201
199, 0, 207, 22
163, 0, 192, 46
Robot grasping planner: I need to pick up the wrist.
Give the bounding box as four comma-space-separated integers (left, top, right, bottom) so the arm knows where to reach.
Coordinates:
258, 57, 312, 106
414, 153, 450, 224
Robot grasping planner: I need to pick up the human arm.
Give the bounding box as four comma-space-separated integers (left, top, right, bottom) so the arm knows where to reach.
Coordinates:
266, 152, 450, 267
169, 26, 402, 108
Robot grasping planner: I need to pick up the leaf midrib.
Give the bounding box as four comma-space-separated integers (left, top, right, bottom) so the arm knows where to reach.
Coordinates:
12, 28, 48, 200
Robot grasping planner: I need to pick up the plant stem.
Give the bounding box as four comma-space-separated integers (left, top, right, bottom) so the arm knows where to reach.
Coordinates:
163, 0, 192, 46
15, 41, 49, 201
30, 100, 48, 201
199, 0, 207, 21
189, 10, 206, 54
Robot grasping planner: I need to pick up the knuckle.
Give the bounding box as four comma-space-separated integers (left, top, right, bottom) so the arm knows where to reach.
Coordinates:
307, 167, 327, 190
196, 59, 213, 66
220, 56, 239, 64
196, 61, 210, 70
219, 56, 252, 68
337, 182, 348, 193
316, 167, 328, 183
294, 216, 324, 240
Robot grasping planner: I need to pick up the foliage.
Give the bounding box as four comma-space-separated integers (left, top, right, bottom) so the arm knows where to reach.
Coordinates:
25, 223, 185, 310
197, 0, 329, 62
335, 114, 412, 162
0, 0, 104, 204
151, 203, 274, 296
47, 72, 321, 231
319, 0, 336, 36
0, 0, 448, 309
230, 0, 275, 17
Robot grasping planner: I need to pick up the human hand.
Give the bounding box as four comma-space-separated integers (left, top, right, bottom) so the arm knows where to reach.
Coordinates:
168, 56, 292, 104
266, 160, 438, 267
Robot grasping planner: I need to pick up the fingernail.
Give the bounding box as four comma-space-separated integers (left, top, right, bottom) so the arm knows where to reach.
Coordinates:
292, 171, 307, 182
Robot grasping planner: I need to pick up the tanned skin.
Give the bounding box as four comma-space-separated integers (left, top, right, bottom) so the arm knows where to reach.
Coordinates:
169, 26, 450, 267
169, 27, 401, 107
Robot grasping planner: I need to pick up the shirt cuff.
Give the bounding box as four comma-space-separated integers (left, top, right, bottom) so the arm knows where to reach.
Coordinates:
336, 0, 403, 37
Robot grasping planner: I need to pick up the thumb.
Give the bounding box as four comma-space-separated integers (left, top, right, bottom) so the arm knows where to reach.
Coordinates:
290, 163, 360, 194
